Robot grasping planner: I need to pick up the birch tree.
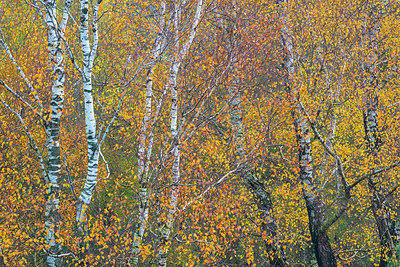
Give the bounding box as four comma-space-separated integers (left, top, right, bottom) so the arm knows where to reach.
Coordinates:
277, 0, 337, 265
361, 2, 398, 265
131, 1, 168, 265
223, 2, 287, 265
229, 76, 287, 266
75, 0, 102, 246
156, 0, 204, 265
43, 0, 72, 265
0, 0, 72, 265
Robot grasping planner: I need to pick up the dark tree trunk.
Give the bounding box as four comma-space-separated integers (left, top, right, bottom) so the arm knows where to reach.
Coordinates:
294, 111, 337, 267
229, 85, 287, 266
364, 98, 394, 267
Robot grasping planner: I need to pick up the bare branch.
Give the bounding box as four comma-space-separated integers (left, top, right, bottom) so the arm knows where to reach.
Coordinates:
349, 161, 400, 190
180, 167, 238, 213
0, 95, 48, 183
0, 79, 42, 119
0, 27, 43, 109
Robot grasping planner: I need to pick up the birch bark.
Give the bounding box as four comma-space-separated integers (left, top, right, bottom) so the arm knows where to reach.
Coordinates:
157, 1, 203, 265
229, 85, 287, 266
43, 0, 72, 266
362, 33, 393, 267
277, 0, 337, 266
131, 2, 166, 265
0, 246, 3, 266
157, 5, 181, 264
224, 5, 287, 265
75, 0, 101, 249
361, 3, 396, 265
364, 97, 394, 266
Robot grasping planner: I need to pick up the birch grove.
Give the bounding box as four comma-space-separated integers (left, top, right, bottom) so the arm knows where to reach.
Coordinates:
2, 0, 400, 266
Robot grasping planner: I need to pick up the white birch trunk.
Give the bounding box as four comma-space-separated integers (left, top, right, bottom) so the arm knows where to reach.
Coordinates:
157, 1, 203, 265
278, 1, 336, 266
157, 58, 179, 267
0, 246, 3, 266
222, 6, 287, 264
131, 2, 166, 265
75, 0, 101, 247
229, 85, 287, 266
1, 1, 71, 265
44, 0, 71, 265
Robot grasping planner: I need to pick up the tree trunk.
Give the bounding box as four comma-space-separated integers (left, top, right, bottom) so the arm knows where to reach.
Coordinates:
156, 1, 203, 265
76, 0, 101, 252
131, 4, 166, 263
364, 98, 394, 266
278, 0, 337, 265
293, 110, 337, 267
157, 51, 180, 267
229, 84, 287, 266
44, 0, 72, 265
361, 2, 395, 264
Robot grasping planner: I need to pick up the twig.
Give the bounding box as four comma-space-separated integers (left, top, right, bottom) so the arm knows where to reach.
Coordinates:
99, 147, 110, 180
349, 161, 400, 190
0, 95, 48, 183
0, 26, 43, 109
180, 167, 238, 212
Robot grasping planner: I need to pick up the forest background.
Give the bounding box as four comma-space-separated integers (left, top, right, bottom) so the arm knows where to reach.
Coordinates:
1, 0, 400, 266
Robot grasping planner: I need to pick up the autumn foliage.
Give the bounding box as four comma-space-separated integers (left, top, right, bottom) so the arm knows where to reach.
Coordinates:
1, 0, 400, 266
